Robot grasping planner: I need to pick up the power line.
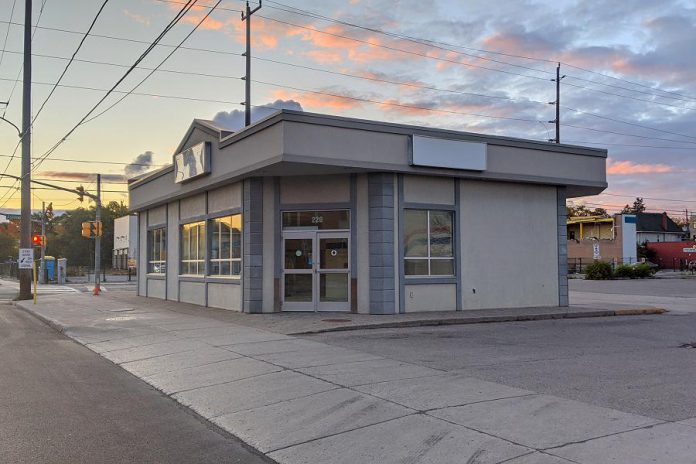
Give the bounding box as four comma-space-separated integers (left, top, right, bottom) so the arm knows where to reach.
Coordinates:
0, 152, 166, 167
562, 106, 696, 143
31, 0, 110, 126
562, 62, 696, 102
562, 140, 696, 150
2, 48, 545, 106
6, 75, 696, 147
252, 79, 542, 124
0, 0, 18, 73
83, 0, 223, 125
261, 0, 696, 104
2, 0, 47, 117
563, 81, 695, 111
30, 0, 199, 173
564, 74, 696, 104
6, 47, 695, 147
599, 193, 696, 203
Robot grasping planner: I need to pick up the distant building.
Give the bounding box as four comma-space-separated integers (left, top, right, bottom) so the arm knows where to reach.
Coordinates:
687, 213, 696, 240
635, 212, 684, 244
567, 214, 637, 268
113, 215, 138, 270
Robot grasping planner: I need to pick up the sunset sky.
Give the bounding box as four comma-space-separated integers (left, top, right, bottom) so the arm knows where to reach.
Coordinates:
0, 0, 694, 216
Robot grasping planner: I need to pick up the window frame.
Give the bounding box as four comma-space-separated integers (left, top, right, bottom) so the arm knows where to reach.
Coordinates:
208, 214, 242, 278
147, 227, 167, 274
180, 220, 206, 276
403, 208, 455, 277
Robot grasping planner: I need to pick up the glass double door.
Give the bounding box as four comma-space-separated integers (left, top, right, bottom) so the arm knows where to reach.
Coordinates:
283, 231, 350, 312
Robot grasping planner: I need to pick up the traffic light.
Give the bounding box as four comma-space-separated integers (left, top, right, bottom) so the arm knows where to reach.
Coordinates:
81, 221, 103, 238
76, 185, 85, 202
31, 234, 46, 247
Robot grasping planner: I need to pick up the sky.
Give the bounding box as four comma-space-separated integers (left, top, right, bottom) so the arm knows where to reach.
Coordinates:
0, 0, 694, 217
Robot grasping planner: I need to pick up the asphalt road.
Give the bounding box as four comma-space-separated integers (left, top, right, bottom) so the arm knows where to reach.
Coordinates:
305, 312, 696, 422
0, 304, 271, 464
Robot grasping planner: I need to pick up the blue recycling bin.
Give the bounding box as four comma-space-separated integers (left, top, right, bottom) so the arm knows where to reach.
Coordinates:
45, 257, 55, 281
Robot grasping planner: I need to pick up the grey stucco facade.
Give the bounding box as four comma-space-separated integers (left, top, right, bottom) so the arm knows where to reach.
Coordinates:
129, 110, 607, 314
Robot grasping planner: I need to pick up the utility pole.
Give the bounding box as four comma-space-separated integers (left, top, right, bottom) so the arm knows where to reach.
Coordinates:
18, 0, 33, 300
241, 0, 262, 127
548, 62, 565, 144
94, 174, 101, 295
40, 201, 45, 284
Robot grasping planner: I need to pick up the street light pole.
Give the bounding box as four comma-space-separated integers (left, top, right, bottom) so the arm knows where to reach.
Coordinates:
18, 0, 33, 300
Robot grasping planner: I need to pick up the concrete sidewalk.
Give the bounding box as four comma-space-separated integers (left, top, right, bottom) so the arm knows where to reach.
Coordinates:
14, 292, 696, 464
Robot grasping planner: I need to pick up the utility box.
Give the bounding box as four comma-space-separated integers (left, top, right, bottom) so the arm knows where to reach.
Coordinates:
57, 258, 67, 284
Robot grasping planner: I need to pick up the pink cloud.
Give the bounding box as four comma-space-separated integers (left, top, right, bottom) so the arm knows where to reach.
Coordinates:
607, 158, 675, 175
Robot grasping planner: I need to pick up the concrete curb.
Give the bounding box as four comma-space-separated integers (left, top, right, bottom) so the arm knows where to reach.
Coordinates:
289, 308, 666, 335
13, 301, 69, 335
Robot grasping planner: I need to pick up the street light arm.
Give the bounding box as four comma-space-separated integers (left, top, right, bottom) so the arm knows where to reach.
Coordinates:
0, 173, 99, 201
0, 116, 22, 137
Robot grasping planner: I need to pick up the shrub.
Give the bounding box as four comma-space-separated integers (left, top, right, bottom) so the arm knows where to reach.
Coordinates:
632, 263, 656, 278
613, 264, 635, 279
585, 261, 613, 280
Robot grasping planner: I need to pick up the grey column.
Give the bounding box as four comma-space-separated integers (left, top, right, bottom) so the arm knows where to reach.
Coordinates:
368, 173, 395, 314
557, 187, 569, 307
243, 178, 264, 313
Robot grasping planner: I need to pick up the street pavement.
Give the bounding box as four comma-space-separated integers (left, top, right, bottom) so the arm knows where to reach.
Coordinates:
0, 304, 271, 464
10, 285, 696, 464
570, 277, 696, 314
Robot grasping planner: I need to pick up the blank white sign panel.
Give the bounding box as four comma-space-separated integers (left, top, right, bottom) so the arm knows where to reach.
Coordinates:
411, 135, 487, 171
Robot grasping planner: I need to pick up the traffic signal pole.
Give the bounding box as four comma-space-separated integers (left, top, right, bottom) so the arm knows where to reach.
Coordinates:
94, 174, 101, 295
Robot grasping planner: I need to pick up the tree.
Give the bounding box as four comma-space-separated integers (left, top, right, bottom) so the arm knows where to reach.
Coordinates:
567, 204, 609, 218
620, 197, 646, 214
0, 227, 18, 261
45, 201, 129, 268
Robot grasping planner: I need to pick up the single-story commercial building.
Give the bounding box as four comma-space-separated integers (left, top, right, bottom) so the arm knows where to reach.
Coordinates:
129, 110, 607, 314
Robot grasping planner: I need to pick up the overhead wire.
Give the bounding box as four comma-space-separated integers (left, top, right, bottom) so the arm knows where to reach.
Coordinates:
29, 0, 199, 173
0, 0, 18, 72
83, 0, 224, 125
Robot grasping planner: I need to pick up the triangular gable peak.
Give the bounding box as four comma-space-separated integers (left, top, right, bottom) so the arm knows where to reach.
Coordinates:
173, 119, 234, 156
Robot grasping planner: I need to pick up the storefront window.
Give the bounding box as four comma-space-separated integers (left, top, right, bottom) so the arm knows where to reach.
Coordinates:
210, 214, 242, 277
148, 228, 166, 274
181, 221, 205, 275
404, 209, 454, 276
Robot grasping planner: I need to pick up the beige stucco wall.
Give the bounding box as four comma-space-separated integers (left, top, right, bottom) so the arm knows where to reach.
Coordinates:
403, 175, 455, 205
208, 282, 241, 311
147, 205, 166, 226
146, 279, 166, 299
459, 180, 559, 309
208, 183, 242, 213
280, 174, 350, 205
179, 281, 206, 306
180, 193, 206, 220
404, 284, 457, 312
